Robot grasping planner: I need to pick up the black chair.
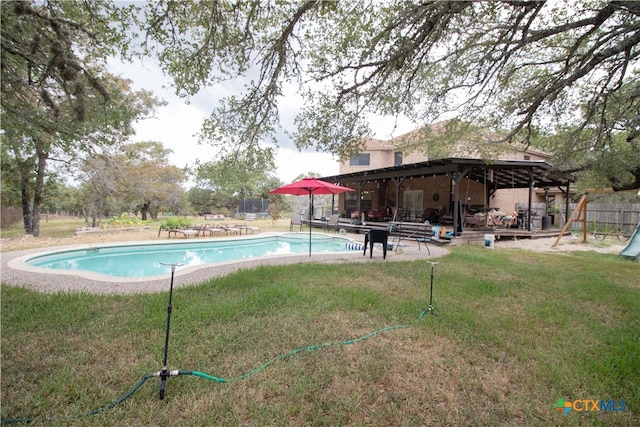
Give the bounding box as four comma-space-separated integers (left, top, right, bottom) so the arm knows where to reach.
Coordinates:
363, 230, 389, 259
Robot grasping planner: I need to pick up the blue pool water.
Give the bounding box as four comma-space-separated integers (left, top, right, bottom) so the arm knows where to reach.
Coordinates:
26, 234, 352, 278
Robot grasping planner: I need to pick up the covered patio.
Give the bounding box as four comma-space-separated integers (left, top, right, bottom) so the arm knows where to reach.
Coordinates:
319, 157, 575, 237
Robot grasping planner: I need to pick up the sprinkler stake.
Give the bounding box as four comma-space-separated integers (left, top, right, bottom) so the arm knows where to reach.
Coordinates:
424, 261, 439, 316
158, 263, 182, 400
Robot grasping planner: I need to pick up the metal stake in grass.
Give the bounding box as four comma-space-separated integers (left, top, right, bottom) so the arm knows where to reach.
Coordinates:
421, 261, 439, 318
158, 262, 182, 400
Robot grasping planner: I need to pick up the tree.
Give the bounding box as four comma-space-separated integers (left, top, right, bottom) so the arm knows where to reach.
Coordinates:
76, 148, 122, 226
1, 71, 161, 234
1, 0, 156, 235
40, 181, 84, 217
1, 1, 134, 122
538, 79, 640, 191
0, 141, 22, 207
73, 141, 188, 225
187, 188, 222, 216
107, 141, 187, 220
139, 0, 640, 189
192, 151, 278, 215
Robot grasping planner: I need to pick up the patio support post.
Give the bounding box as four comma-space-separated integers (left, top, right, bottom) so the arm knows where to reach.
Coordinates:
391, 177, 404, 220
527, 170, 534, 231
449, 168, 469, 236
483, 168, 488, 215
357, 180, 366, 216
564, 182, 571, 227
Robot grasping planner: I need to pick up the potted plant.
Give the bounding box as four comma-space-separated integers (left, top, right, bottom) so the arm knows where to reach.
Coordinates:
546, 204, 560, 226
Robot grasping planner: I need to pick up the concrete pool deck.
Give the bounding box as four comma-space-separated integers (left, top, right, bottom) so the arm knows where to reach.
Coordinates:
1, 235, 449, 294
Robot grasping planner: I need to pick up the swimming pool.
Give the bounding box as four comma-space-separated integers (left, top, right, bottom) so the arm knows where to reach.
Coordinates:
25, 233, 353, 278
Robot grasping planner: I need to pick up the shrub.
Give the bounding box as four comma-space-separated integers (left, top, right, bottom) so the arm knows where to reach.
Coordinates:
160, 217, 192, 230
104, 213, 144, 228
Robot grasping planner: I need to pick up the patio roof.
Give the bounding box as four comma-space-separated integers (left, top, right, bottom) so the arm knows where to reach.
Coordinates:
321, 157, 575, 189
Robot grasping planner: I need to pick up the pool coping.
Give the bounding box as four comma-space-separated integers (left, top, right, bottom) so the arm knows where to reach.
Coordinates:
0, 233, 448, 294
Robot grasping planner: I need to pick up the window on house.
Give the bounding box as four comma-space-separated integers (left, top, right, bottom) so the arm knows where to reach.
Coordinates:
524, 155, 531, 160
403, 190, 424, 221
394, 152, 403, 165
360, 191, 372, 211
349, 153, 370, 166
344, 191, 372, 214
345, 191, 357, 212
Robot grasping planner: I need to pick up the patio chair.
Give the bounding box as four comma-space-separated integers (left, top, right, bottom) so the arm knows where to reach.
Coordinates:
391, 221, 431, 255
363, 229, 389, 259
290, 214, 303, 232
167, 228, 200, 238
325, 214, 339, 232
217, 223, 242, 235
197, 224, 224, 237
245, 223, 261, 233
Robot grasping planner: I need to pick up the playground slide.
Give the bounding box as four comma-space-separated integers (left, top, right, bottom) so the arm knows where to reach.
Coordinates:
620, 222, 640, 260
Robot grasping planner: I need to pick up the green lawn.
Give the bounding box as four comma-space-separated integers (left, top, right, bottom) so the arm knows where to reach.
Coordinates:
1, 246, 638, 426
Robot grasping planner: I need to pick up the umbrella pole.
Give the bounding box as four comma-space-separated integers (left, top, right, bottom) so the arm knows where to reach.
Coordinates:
308, 192, 312, 256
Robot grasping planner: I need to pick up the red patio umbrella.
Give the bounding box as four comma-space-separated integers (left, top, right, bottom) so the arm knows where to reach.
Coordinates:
269, 177, 354, 256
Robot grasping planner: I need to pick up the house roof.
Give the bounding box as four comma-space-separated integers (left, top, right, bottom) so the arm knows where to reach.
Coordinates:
323, 157, 575, 190
360, 138, 389, 150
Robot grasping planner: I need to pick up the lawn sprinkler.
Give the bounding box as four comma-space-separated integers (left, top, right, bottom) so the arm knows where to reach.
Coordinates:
420, 261, 439, 319
158, 262, 183, 400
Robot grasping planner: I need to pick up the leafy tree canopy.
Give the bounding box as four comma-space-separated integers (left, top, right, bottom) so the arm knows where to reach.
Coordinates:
112, 141, 187, 219
1, 0, 161, 234
137, 0, 640, 189
1, 0, 136, 128
193, 150, 279, 213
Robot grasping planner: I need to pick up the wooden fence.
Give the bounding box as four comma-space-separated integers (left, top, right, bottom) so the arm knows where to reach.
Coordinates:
567, 202, 640, 234
1, 207, 22, 227
515, 202, 640, 233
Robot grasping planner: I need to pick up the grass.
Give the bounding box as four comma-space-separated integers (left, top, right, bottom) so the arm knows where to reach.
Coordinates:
0, 217, 84, 239
2, 238, 639, 425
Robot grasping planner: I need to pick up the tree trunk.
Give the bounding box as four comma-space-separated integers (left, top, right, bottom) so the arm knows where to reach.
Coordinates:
30, 139, 48, 237
141, 201, 150, 220
19, 163, 32, 234
83, 207, 90, 226
91, 186, 98, 228
92, 205, 98, 228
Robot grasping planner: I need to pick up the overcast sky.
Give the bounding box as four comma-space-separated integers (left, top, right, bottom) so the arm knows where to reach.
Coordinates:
108, 57, 414, 184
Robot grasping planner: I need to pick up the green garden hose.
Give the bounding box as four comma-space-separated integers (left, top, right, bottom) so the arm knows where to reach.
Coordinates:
2, 319, 430, 424
1, 373, 154, 425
